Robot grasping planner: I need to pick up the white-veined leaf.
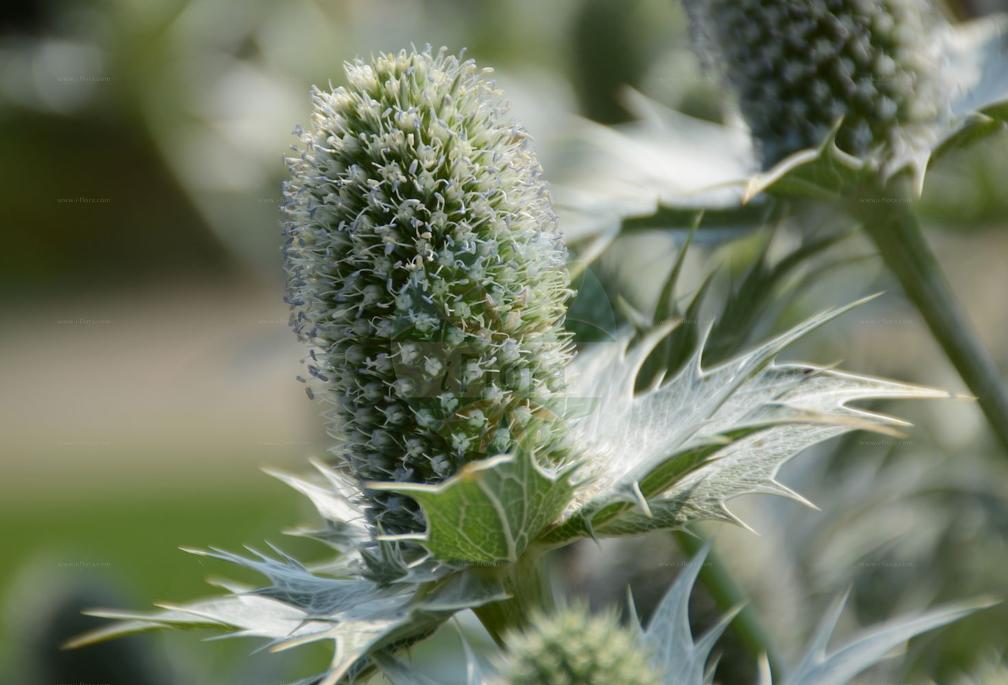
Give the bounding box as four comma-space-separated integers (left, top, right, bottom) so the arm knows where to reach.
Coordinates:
546, 297, 948, 543
370, 444, 579, 565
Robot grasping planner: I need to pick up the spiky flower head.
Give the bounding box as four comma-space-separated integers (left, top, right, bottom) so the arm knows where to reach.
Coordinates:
686, 0, 943, 167
282, 47, 572, 535
499, 604, 662, 685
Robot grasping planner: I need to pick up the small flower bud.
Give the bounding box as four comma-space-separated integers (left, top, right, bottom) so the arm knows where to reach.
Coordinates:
499, 604, 661, 685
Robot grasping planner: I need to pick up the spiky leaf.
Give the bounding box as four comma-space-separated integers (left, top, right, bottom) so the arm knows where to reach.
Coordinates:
643, 543, 737, 684
779, 593, 996, 685
545, 297, 948, 543
67, 547, 508, 685
264, 458, 369, 551
368, 546, 987, 685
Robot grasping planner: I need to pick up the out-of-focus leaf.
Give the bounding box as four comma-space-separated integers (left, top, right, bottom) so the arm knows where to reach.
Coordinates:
644, 543, 739, 684
635, 227, 713, 390
373, 653, 442, 685
459, 627, 488, 685
566, 266, 621, 344
740, 129, 870, 204
781, 594, 996, 685
375, 625, 487, 685
704, 231, 849, 365
552, 91, 762, 245
939, 15, 1008, 137
645, 551, 990, 685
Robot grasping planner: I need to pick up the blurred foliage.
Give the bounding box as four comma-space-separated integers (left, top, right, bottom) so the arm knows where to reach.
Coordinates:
0, 110, 230, 295
0, 487, 330, 681
568, 0, 671, 123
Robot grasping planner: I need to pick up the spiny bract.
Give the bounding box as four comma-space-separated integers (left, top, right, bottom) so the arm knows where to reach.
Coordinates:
499, 604, 662, 685
686, 0, 943, 167
282, 47, 571, 534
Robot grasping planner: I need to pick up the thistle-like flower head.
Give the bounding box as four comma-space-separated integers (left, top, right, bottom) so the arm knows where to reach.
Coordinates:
283, 47, 571, 534
686, 0, 943, 167
499, 604, 661, 685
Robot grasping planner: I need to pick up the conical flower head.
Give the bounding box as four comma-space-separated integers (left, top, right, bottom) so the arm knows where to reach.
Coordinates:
283, 47, 572, 535
500, 604, 662, 685
686, 0, 943, 167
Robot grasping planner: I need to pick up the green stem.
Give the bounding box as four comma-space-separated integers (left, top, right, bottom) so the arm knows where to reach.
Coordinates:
674, 531, 784, 682
472, 548, 555, 646
854, 180, 1008, 455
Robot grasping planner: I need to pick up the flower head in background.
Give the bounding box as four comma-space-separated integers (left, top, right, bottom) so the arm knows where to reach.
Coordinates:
499, 603, 661, 685
685, 0, 943, 167
555, 1, 1008, 240
283, 47, 572, 534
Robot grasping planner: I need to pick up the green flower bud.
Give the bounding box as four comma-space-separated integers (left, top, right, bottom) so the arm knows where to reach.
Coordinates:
499, 604, 661, 685
686, 0, 943, 166
283, 47, 572, 535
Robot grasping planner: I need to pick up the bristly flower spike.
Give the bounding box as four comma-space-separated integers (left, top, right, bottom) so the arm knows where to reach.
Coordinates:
282, 46, 572, 534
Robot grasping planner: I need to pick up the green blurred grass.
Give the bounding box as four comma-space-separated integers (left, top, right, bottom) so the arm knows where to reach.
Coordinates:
0, 484, 331, 678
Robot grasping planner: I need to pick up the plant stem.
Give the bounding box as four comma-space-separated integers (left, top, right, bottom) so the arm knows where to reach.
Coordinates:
472, 547, 555, 646
854, 180, 1008, 455
674, 531, 784, 682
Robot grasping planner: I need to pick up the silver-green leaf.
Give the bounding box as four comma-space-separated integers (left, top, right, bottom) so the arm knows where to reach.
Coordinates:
370, 444, 579, 565
644, 543, 738, 684
546, 297, 948, 543
67, 546, 507, 685
779, 593, 996, 685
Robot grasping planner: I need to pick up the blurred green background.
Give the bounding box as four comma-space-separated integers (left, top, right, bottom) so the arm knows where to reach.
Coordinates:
2, 0, 1007, 683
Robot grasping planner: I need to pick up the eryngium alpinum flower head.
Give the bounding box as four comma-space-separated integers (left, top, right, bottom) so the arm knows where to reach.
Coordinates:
686, 0, 943, 167
499, 604, 661, 685
283, 47, 572, 535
